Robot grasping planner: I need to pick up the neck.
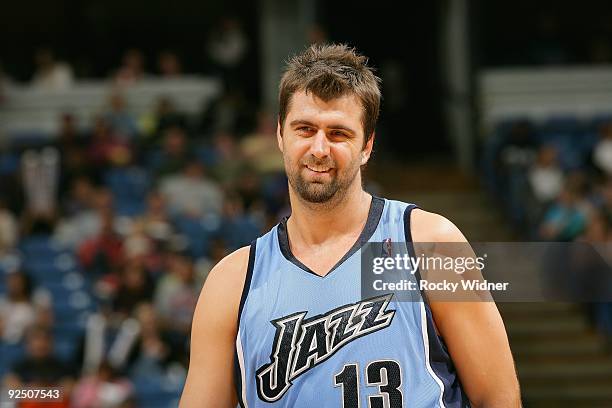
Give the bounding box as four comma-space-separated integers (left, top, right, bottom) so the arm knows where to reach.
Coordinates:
287, 181, 372, 246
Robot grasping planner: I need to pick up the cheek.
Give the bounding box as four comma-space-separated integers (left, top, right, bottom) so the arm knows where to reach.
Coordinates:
331, 146, 359, 168
285, 139, 310, 162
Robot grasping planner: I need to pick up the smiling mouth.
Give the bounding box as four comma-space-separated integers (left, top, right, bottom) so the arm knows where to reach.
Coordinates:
305, 165, 333, 173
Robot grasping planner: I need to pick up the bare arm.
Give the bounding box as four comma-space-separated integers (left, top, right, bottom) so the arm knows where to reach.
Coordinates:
179, 246, 250, 408
412, 209, 521, 408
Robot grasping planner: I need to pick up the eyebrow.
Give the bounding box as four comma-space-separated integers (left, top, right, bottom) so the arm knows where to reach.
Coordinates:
289, 120, 357, 135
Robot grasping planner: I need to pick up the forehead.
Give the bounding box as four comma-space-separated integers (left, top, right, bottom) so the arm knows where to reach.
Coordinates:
286, 90, 363, 132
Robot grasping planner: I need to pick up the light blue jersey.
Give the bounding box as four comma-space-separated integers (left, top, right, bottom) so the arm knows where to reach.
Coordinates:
235, 196, 470, 407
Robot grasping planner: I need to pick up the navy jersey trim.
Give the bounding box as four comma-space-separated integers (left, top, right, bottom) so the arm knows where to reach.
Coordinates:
238, 240, 257, 324
277, 195, 385, 278
403, 204, 471, 408
234, 239, 257, 408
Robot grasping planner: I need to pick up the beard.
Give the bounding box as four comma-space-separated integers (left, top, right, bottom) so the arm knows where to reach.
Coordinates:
287, 155, 361, 204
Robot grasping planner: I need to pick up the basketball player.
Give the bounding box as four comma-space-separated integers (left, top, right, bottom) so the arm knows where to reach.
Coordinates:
180, 44, 520, 407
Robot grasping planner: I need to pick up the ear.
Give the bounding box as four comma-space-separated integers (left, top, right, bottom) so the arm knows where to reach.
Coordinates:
277, 121, 284, 153
361, 132, 375, 165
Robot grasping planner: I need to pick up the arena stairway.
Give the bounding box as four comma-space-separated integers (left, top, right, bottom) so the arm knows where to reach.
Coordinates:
369, 159, 612, 408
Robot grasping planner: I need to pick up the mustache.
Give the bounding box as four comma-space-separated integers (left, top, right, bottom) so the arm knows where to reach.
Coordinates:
302, 156, 335, 168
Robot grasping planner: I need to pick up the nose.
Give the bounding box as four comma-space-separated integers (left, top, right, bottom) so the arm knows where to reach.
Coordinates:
309, 129, 330, 159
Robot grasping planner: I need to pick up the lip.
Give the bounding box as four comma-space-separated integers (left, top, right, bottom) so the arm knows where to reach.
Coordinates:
305, 165, 333, 174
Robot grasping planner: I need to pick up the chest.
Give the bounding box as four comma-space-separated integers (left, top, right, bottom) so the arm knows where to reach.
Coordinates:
289, 232, 362, 276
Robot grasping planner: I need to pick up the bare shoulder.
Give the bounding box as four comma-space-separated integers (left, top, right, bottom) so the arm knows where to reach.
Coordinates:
203, 245, 251, 295
410, 208, 469, 243
194, 244, 252, 326
181, 245, 252, 407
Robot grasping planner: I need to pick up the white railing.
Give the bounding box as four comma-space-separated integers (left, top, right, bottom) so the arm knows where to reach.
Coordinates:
477, 66, 612, 133
0, 77, 222, 138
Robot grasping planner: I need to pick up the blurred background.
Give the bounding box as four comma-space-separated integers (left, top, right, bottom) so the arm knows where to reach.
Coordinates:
1, 0, 612, 406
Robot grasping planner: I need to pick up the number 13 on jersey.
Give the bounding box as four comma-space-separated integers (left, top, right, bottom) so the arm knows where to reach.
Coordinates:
334, 360, 403, 408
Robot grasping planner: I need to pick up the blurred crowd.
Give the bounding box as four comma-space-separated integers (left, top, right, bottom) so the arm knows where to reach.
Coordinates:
0, 24, 288, 406
0, 15, 253, 91
482, 115, 612, 342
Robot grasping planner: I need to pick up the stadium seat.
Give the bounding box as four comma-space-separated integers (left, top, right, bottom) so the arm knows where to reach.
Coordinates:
173, 216, 213, 258
540, 115, 580, 134
0, 342, 26, 377
104, 166, 151, 204
0, 152, 20, 175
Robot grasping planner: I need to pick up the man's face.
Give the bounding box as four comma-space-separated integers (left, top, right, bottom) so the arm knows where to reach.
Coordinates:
278, 90, 374, 204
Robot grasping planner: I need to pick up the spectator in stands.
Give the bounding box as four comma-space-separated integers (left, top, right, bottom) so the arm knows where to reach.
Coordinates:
217, 192, 262, 251
87, 117, 132, 173
241, 110, 284, 176
104, 93, 139, 141
200, 88, 254, 135
499, 120, 538, 168
142, 97, 188, 144
71, 359, 135, 408
78, 209, 123, 277
57, 112, 81, 148
159, 160, 223, 219
0, 199, 18, 253
127, 302, 179, 377
153, 250, 199, 338
60, 176, 97, 218
56, 113, 89, 196
528, 145, 564, 204
578, 211, 609, 243
21, 147, 60, 234
114, 49, 147, 86
152, 126, 192, 177
206, 16, 248, 87
31, 48, 74, 90
193, 237, 230, 286
0, 272, 35, 344
209, 131, 247, 187
157, 51, 183, 78
4, 326, 75, 399
592, 122, 612, 177
112, 260, 154, 317
234, 170, 263, 213
139, 190, 174, 243
538, 175, 592, 241
55, 186, 116, 249
123, 221, 153, 262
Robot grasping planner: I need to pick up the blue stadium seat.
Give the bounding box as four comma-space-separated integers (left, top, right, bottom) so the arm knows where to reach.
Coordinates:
104, 166, 151, 204
540, 116, 580, 134
115, 199, 146, 217
133, 375, 182, 408
220, 216, 261, 250
0, 342, 26, 377
8, 131, 52, 150
173, 216, 213, 258
0, 152, 20, 175
19, 236, 68, 260
54, 337, 79, 362
195, 145, 219, 167
574, 130, 600, 154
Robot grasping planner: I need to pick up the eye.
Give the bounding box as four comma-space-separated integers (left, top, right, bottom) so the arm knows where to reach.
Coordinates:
330, 130, 349, 138
296, 126, 315, 135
